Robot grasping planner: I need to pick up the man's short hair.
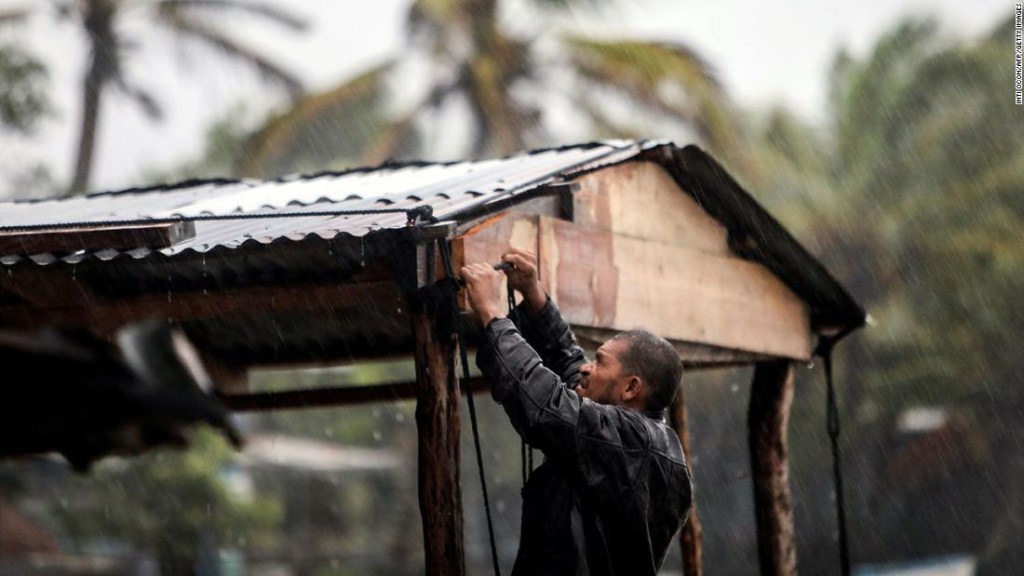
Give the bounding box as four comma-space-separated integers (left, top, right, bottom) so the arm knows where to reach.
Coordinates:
611, 330, 683, 413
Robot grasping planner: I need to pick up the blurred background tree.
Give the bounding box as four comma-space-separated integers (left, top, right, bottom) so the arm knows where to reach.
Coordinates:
0, 9, 56, 198
0, 39, 48, 133
2, 0, 308, 197
23, 428, 280, 576
232, 0, 742, 178
52, 428, 280, 573
743, 15, 1024, 574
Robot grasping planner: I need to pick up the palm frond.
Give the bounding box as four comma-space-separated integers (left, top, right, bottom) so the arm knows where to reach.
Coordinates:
984, 14, 1016, 44
359, 109, 421, 166
154, 0, 307, 32
238, 62, 392, 177
464, 53, 531, 156
834, 18, 941, 185
407, 0, 462, 35
574, 93, 646, 140
563, 36, 738, 153
0, 43, 50, 133
564, 36, 722, 94
114, 77, 163, 120
155, 10, 303, 99
530, 0, 613, 10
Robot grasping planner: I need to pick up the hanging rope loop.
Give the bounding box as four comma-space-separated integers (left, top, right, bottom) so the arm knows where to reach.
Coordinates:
826, 356, 841, 438
502, 279, 535, 485
818, 336, 850, 576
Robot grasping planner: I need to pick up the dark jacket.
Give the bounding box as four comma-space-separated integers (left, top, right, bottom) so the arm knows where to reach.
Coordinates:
477, 297, 692, 576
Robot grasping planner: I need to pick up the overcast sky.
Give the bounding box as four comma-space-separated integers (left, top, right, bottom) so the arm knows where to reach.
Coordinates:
0, 0, 1009, 194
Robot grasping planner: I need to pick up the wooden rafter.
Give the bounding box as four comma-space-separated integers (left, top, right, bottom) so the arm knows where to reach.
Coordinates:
221, 377, 490, 411
0, 221, 195, 256
0, 279, 399, 331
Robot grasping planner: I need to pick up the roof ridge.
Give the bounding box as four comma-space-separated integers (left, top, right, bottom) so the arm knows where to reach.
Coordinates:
46, 141, 651, 201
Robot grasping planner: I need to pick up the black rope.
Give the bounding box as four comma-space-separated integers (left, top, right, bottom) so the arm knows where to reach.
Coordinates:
521, 441, 528, 486
821, 338, 850, 576
0, 208, 418, 234
437, 239, 501, 576
504, 280, 535, 484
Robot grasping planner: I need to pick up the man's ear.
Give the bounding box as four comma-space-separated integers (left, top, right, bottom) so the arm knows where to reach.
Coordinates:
622, 375, 643, 402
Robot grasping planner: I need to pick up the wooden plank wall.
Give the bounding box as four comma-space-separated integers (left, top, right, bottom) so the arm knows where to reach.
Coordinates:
453, 162, 814, 361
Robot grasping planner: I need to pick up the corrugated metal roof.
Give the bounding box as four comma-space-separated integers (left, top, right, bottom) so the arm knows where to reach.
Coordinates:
0, 139, 866, 337
0, 140, 648, 265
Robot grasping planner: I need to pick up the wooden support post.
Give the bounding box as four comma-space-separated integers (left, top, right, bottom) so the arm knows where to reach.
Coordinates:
669, 382, 703, 576
409, 288, 465, 576
748, 360, 797, 576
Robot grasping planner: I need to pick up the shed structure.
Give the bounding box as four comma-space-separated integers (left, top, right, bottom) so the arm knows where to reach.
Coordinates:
0, 140, 864, 575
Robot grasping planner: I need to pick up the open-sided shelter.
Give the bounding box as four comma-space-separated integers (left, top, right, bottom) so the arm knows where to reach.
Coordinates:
0, 140, 865, 575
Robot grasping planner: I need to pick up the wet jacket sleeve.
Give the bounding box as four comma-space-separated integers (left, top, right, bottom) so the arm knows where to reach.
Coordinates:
477, 298, 630, 468
507, 296, 587, 388
476, 315, 585, 461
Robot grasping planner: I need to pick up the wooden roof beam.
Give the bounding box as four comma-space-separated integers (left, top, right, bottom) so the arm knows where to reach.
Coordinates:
0, 221, 195, 256
0, 279, 400, 332
219, 377, 491, 412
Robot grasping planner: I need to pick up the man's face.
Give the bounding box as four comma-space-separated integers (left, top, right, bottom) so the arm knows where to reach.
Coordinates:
575, 339, 631, 406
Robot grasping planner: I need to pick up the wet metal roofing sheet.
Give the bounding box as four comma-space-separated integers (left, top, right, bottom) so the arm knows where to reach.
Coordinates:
0, 141, 647, 265
0, 139, 867, 335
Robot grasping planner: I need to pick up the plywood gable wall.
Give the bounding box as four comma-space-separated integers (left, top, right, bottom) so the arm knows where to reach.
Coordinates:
454, 161, 814, 360
566, 162, 812, 360
573, 161, 731, 255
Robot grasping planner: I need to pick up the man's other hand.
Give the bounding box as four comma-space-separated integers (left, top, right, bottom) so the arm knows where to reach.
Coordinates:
461, 262, 505, 327
501, 247, 546, 311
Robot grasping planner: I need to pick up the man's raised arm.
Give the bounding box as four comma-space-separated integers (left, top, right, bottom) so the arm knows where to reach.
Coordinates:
499, 247, 587, 388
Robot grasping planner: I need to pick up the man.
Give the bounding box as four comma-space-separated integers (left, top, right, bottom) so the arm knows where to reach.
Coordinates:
461, 247, 692, 576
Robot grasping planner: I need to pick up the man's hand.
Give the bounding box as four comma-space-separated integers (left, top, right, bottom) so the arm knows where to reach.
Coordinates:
461, 262, 505, 327
501, 247, 547, 311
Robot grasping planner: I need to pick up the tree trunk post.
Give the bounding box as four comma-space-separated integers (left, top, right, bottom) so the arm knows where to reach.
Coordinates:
70, 0, 116, 197
410, 288, 465, 576
748, 360, 797, 576
669, 382, 702, 576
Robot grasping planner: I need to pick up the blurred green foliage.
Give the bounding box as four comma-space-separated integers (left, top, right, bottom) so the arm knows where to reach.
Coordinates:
739, 15, 1024, 574
48, 428, 281, 575
0, 42, 49, 134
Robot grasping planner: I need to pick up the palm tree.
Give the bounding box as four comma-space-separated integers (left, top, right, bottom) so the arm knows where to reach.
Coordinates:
54, 0, 308, 196
237, 0, 741, 178
746, 16, 1024, 573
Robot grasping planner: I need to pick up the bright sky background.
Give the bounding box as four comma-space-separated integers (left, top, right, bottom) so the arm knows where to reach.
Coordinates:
0, 0, 1010, 194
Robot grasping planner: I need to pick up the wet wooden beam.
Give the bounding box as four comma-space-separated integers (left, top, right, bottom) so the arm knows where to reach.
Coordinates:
220, 377, 490, 411
203, 357, 249, 395
0, 280, 399, 332
669, 383, 703, 576
748, 360, 797, 576
0, 266, 98, 308
0, 221, 195, 255
573, 326, 775, 369
409, 288, 465, 576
